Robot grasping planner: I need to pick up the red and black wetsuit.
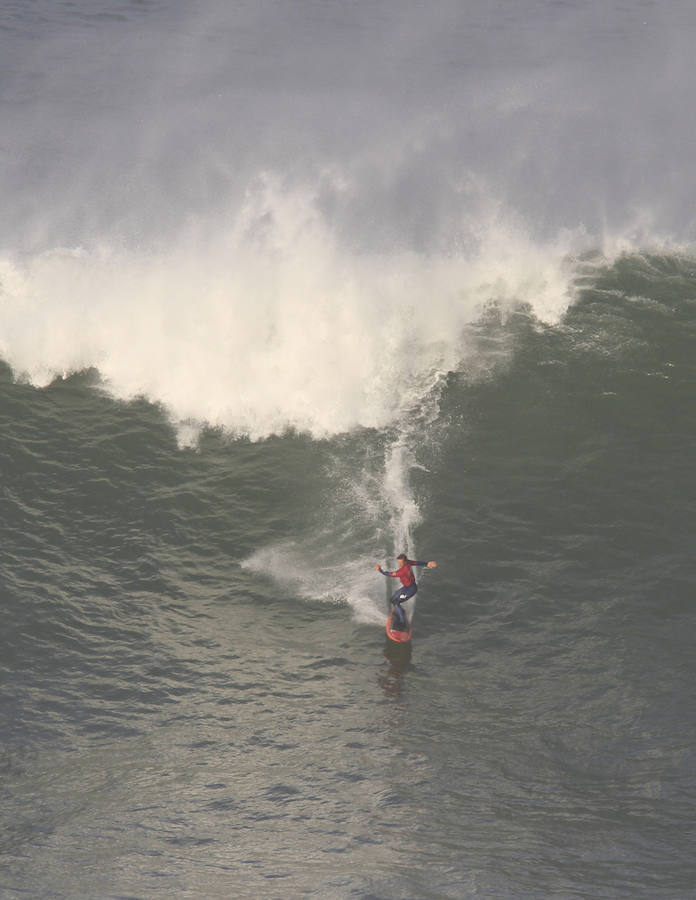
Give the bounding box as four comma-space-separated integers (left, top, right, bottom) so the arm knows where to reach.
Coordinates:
378, 559, 428, 605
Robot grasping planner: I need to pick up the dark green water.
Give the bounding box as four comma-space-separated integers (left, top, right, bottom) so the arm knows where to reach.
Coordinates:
2, 255, 695, 898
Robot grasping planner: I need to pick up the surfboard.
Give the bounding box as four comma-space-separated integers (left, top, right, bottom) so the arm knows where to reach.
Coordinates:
386, 608, 412, 643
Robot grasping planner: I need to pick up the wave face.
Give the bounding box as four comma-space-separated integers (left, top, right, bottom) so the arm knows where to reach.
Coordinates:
2, 3, 696, 899
2, 252, 695, 898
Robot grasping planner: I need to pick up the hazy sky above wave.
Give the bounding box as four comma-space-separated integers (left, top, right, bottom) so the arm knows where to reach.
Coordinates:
1, 0, 695, 250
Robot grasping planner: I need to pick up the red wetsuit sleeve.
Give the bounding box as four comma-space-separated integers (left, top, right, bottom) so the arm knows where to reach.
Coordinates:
381, 561, 426, 585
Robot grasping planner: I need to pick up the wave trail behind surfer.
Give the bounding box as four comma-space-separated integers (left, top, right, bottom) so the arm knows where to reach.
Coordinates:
374, 554, 437, 625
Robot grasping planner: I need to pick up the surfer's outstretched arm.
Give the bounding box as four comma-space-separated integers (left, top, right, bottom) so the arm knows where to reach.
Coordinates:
374, 561, 437, 574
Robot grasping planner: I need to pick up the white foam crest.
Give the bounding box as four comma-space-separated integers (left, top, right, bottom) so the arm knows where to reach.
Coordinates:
0, 176, 578, 441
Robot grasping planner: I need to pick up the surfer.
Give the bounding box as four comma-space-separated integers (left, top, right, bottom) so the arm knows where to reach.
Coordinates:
375, 554, 437, 625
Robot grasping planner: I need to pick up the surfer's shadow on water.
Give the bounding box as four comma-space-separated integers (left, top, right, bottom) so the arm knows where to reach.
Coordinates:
378, 640, 414, 700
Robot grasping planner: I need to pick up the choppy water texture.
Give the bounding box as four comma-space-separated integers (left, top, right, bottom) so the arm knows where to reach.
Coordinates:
2, 2, 696, 898
2, 255, 695, 898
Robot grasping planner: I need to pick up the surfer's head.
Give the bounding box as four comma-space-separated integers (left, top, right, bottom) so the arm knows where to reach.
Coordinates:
397, 553, 408, 562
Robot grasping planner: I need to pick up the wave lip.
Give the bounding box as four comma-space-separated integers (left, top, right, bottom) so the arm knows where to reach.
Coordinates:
0, 181, 578, 443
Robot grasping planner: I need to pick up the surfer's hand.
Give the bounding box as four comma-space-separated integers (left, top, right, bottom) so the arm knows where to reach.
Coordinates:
374, 564, 382, 571
427, 560, 437, 568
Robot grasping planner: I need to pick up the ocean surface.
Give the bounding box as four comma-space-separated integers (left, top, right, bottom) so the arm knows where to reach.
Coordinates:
2, 2, 696, 898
